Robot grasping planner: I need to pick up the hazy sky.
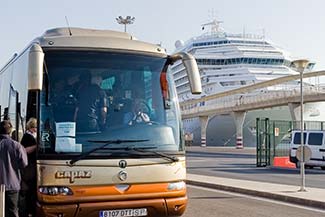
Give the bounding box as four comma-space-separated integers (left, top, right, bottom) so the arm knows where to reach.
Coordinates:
1, 0, 325, 69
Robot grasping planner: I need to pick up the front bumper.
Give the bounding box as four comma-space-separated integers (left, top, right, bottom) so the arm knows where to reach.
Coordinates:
37, 196, 187, 217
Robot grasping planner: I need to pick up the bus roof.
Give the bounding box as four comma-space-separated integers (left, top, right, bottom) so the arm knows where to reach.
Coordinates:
1, 27, 167, 72
42, 27, 133, 39
34, 27, 167, 56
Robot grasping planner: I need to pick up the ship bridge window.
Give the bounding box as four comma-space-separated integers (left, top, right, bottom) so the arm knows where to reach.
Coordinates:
220, 81, 235, 86
193, 40, 230, 47
230, 40, 268, 45
192, 40, 269, 48
196, 58, 285, 66
220, 80, 250, 86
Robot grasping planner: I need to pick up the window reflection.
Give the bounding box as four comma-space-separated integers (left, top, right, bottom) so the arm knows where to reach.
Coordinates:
39, 50, 181, 155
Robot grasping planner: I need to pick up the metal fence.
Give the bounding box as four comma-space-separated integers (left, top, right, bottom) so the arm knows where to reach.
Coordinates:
256, 118, 271, 167
256, 118, 325, 167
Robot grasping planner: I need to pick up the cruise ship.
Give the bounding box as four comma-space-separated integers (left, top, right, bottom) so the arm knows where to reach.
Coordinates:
171, 19, 325, 147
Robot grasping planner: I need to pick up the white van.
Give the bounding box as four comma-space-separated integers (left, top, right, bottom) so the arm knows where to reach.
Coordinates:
289, 130, 325, 170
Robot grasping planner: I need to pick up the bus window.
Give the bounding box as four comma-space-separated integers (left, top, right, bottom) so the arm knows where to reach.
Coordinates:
39, 50, 181, 154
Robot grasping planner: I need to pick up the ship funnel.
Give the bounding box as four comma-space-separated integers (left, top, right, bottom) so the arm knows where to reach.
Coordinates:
170, 52, 202, 94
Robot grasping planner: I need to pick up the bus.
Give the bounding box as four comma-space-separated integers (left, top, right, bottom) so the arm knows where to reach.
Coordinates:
0, 27, 201, 217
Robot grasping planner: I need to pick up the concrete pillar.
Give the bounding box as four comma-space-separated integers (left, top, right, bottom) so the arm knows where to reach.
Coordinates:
199, 116, 210, 147
288, 103, 300, 121
232, 111, 247, 149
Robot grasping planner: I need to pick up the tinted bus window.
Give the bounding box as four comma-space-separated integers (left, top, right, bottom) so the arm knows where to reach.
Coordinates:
293, 132, 307, 145
308, 133, 323, 146
39, 50, 182, 155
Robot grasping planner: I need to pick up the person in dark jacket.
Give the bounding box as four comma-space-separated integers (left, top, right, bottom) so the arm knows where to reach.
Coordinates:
19, 118, 37, 217
74, 73, 107, 132
0, 120, 28, 217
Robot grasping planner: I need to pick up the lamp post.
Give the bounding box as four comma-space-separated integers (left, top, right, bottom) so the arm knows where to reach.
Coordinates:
116, 16, 135, 32
292, 59, 309, 192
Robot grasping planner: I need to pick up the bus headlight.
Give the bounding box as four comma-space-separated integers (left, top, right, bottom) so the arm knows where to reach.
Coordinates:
39, 186, 73, 196
167, 181, 186, 191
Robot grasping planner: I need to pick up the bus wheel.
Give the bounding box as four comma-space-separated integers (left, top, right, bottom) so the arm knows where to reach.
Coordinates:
321, 166, 325, 170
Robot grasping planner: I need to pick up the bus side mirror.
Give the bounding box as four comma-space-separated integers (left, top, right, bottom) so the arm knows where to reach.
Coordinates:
169, 52, 202, 94
28, 44, 44, 90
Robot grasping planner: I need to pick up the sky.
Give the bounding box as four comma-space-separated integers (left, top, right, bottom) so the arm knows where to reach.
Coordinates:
1, 0, 325, 70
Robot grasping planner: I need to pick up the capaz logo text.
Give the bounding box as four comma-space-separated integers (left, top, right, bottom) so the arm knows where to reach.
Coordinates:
55, 170, 92, 183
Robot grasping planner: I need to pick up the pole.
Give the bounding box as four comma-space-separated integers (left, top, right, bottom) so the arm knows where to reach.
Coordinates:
292, 59, 309, 192
116, 16, 135, 33
0, 184, 5, 217
299, 67, 306, 192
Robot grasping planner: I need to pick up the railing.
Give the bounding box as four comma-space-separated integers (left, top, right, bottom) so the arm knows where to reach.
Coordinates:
181, 87, 325, 119
181, 70, 325, 108
0, 184, 5, 217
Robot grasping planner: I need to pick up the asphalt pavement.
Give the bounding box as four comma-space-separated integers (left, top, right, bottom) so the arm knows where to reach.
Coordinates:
186, 146, 325, 209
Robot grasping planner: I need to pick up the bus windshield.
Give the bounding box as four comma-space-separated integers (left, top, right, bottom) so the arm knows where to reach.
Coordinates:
39, 50, 183, 158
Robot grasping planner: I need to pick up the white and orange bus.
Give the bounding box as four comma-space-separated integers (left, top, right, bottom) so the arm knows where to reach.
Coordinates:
0, 27, 201, 217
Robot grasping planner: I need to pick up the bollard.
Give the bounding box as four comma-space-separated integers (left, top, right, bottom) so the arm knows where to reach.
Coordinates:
0, 184, 5, 217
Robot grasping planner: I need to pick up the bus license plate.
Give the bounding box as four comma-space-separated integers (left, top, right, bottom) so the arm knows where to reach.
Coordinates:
99, 208, 147, 217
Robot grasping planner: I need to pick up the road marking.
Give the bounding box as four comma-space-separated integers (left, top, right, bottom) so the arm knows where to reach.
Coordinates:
188, 185, 325, 213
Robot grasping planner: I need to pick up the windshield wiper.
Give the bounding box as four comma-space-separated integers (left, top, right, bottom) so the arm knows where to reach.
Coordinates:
132, 147, 179, 163
69, 139, 149, 166
105, 145, 179, 163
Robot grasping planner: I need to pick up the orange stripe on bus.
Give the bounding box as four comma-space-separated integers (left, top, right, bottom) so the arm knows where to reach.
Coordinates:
38, 182, 186, 204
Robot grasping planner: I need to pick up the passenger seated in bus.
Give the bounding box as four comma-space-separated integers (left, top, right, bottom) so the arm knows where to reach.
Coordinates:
123, 94, 150, 125
74, 72, 107, 132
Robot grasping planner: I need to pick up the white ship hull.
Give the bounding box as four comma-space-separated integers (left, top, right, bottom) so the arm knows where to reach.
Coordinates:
172, 19, 321, 147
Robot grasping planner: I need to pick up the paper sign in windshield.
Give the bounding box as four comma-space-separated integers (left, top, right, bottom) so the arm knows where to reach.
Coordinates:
55, 137, 82, 152
56, 122, 76, 137
55, 122, 81, 152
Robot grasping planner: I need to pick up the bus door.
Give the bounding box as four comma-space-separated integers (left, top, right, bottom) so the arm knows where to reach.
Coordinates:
8, 85, 22, 141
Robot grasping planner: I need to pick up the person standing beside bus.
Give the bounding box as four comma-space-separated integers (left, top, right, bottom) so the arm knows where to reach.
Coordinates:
19, 118, 37, 217
0, 120, 28, 217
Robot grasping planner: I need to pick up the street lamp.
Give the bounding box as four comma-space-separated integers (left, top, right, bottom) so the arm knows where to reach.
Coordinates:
292, 59, 309, 192
116, 16, 135, 32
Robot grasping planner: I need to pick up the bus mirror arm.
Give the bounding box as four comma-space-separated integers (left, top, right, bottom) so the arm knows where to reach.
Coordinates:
169, 52, 202, 94
28, 44, 44, 90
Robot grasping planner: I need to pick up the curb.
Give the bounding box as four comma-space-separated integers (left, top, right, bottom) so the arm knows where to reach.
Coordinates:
186, 179, 325, 210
